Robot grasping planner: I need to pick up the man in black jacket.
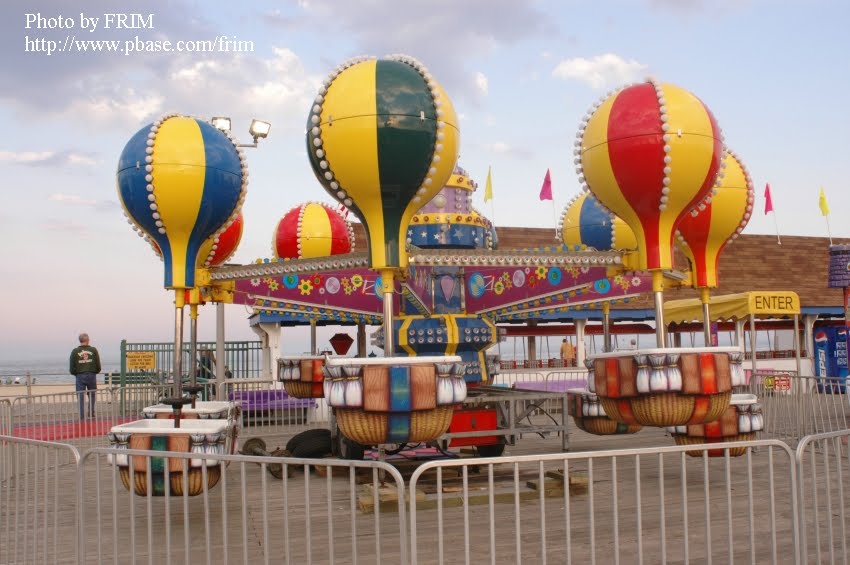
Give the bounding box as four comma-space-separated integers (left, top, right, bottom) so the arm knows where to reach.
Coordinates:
70, 332, 101, 419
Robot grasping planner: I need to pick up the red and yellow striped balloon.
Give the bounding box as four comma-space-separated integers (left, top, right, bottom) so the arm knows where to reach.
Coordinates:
273, 202, 353, 260
676, 150, 754, 288
578, 81, 723, 272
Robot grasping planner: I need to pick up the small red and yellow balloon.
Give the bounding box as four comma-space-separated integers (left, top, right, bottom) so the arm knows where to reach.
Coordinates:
676, 149, 754, 289
577, 80, 724, 273
273, 202, 354, 260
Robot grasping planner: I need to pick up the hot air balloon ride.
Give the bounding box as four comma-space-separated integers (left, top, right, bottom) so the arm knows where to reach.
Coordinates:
577, 81, 737, 428
675, 149, 754, 340
577, 79, 723, 347
273, 202, 356, 399
303, 55, 467, 445
117, 113, 247, 408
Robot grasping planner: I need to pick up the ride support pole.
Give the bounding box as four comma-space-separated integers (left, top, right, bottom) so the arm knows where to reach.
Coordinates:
700, 287, 712, 346
381, 269, 395, 357
652, 270, 666, 348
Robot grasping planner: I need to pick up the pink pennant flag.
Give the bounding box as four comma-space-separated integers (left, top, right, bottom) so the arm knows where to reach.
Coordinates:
539, 169, 553, 201
764, 183, 774, 214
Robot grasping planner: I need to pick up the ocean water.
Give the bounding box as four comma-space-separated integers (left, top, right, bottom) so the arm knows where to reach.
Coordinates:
0, 358, 122, 385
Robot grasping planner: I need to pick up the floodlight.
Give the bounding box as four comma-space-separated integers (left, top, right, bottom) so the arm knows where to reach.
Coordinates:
249, 119, 271, 142
210, 116, 232, 132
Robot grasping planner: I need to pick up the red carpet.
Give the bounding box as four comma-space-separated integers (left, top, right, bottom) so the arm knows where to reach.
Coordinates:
13, 417, 136, 440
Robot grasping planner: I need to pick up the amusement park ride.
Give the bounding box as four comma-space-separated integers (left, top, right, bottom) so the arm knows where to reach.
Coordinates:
110, 54, 766, 495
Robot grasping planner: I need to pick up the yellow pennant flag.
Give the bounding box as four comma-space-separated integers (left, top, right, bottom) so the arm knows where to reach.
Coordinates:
819, 187, 830, 216
484, 166, 493, 202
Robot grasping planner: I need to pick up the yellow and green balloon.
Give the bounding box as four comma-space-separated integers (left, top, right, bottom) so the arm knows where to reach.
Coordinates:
306, 55, 460, 269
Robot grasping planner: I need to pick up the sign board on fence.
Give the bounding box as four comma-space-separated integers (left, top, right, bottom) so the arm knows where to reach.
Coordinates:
774, 375, 791, 391
126, 351, 156, 370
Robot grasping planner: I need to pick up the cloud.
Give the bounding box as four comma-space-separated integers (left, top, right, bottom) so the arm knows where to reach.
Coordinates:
275, 0, 555, 102
483, 142, 532, 159
42, 220, 92, 236
474, 72, 489, 96
0, 150, 99, 167
49, 194, 97, 206
552, 54, 648, 89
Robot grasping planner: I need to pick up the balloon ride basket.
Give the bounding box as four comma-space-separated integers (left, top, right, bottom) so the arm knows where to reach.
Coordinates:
588, 347, 743, 428
107, 418, 234, 496
324, 356, 467, 446
278, 355, 327, 399
668, 393, 764, 457
141, 400, 242, 455
567, 388, 642, 435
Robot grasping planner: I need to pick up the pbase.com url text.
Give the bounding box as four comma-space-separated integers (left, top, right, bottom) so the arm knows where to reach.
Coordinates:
24, 35, 254, 56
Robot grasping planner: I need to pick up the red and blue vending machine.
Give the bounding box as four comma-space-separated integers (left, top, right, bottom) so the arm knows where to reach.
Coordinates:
813, 326, 848, 393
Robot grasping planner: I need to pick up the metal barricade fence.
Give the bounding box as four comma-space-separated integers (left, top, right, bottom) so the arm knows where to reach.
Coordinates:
409, 439, 799, 565
795, 429, 850, 565
0, 436, 82, 565
79, 447, 407, 565
10, 388, 129, 455
747, 373, 849, 444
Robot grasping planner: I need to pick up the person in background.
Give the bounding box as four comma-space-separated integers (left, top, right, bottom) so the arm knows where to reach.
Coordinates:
70, 332, 101, 419
560, 338, 576, 367
198, 348, 216, 381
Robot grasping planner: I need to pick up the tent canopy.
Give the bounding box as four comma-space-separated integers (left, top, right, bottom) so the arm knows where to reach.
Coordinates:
664, 291, 800, 325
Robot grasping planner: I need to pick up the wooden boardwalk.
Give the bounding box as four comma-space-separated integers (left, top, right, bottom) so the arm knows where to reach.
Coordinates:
2, 421, 848, 564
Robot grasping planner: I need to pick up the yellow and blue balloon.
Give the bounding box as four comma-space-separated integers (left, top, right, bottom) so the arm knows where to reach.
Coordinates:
117, 114, 247, 289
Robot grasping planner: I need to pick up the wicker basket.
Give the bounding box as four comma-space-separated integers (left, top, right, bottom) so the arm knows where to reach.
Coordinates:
672, 432, 756, 457
335, 406, 454, 445
119, 466, 221, 497
574, 417, 641, 435
283, 380, 321, 399
600, 391, 732, 427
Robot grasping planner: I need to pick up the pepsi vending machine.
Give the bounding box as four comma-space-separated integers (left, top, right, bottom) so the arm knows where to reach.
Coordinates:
813, 327, 849, 393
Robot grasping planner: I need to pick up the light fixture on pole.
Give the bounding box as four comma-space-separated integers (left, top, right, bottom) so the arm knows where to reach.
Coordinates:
209, 116, 271, 147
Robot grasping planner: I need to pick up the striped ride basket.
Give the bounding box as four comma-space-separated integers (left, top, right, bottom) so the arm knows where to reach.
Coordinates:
278, 355, 326, 398
567, 388, 642, 435
668, 393, 764, 457
588, 347, 745, 427
108, 419, 232, 496
324, 356, 467, 445
142, 401, 241, 454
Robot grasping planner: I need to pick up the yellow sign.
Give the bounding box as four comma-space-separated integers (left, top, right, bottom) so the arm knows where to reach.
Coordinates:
126, 351, 156, 370
748, 292, 800, 315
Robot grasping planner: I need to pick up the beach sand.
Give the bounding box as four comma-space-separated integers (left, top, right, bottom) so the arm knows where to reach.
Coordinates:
0, 384, 76, 399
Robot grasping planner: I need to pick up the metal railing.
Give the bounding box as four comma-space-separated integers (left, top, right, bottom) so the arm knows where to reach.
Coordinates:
0, 437, 82, 565
7, 431, 850, 564
120, 339, 264, 383
409, 439, 798, 564
745, 373, 849, 444
795, 429, 850, 565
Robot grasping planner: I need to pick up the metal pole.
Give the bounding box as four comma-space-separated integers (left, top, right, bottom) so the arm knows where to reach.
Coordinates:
173, 294, 185, 400
310, 319, 317, 355
793, 314, 802, 377
700, 288, 711, 346
652, 271, 666, 348
602, 302, 612, 353
215, 302, 225, 400
381, 269, 395, 357
189, 304, 198, 387
749, 313, 757, 379
357, 322, 366, 357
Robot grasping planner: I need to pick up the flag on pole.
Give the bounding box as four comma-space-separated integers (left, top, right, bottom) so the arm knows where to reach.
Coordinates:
764, 183, 774, 214
819, 187, 830, 216
484, 166, 493, 202
539, 169, 553, 201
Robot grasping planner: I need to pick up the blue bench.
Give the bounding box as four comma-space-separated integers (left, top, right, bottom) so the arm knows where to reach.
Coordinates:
229, 389, 317, 425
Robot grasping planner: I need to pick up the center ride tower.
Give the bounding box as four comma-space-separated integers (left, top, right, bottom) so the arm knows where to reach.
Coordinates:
372, 166, 500, 384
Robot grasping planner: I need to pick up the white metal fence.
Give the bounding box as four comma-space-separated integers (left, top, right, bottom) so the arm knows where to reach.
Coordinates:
6, 433, 850, 564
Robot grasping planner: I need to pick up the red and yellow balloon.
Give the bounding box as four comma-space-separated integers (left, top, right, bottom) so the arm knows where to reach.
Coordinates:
676, 150, 754, 288
577, 80, 723, 273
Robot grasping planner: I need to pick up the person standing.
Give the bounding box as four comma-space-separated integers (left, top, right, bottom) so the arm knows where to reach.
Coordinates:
560, 338, 576, 367
70, 332, 101, 419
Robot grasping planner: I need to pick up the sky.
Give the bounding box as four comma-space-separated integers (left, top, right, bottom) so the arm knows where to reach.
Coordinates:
1, 0, 848, 363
